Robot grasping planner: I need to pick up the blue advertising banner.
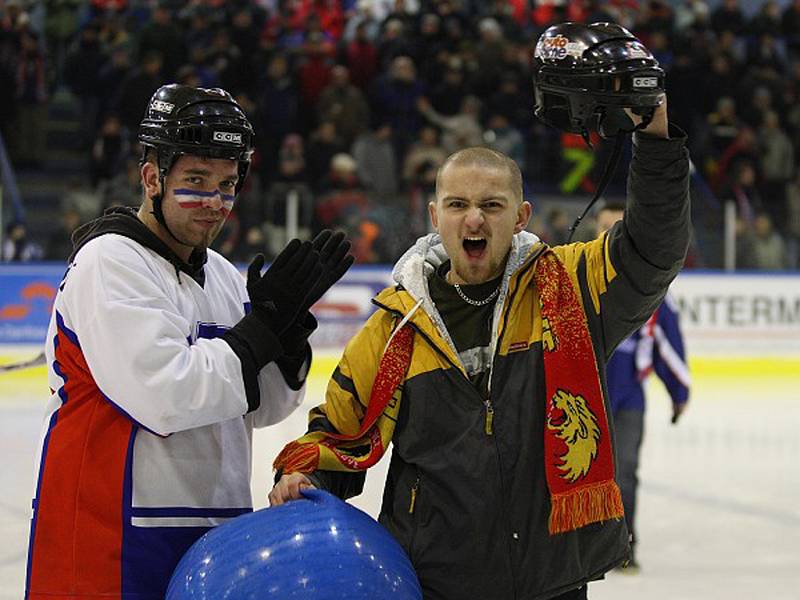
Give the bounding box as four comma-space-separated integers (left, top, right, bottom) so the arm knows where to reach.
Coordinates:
0, 263, 393, 347
0, 264, 63, 344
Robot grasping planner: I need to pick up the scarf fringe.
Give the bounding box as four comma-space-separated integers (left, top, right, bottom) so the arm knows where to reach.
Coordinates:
548, 480, 624, 535
274, 441, 320, 475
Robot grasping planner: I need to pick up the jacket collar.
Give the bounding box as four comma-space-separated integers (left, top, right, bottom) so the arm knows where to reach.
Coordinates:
378, 231, 544, 368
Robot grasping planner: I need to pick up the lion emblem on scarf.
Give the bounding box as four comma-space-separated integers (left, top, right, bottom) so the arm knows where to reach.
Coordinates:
547, 389, 600, 482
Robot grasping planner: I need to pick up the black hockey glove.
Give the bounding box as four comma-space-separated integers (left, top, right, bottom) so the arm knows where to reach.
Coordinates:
222, 241, 322, 372
300, 229, 355, 313
247, 240, 323, 333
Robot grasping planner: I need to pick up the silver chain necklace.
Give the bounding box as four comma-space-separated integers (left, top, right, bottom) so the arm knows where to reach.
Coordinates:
453, 283, 500, 307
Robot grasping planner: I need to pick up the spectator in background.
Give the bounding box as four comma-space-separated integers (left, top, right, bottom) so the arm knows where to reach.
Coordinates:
721, 159, 762, 224
596, 203, 690, 573
741, 85, 774, 129
307, 120, 347, 192
412, 12, 446, 73
473, 17, 508, 97
486, 71, 532, 133
748, 0, 782, 37
296, 28, 336, 116
96, 44, 130, 122
262, 134, 315, 257
700, 54, 737, 116
257, 53, 300, 183
11, 30, 48, 168
705, 95, 741, 162
484, 113, 525, 170
785, 172, 800, 268
749, 212, 788, 271
757, 110, 794, 229
710, 0, 745, 36
402, 124, 446, 236
205, 27, 244, 95
342, 1, 380, 43
427, 56, 471, 117
352, 123, 398, 201
544, 207, 571, 246
63, 23, 105, 149
342, 19, 379, 90
782, 0, 800, 57
90, 114, 130, 189
714, 126, 760, 194
113, 50, 164, 135
44, 208, 82, 262
228, 6, 261, 87
315, 152, 368, 232
317, 65, 371, 146
371, 54, 425, 160
2, 221, 43, 262
416, 94, 483, 155
136, 2, 185, 80
402, 124, 446, 190
674, 0, 711, 33
182, 4, 215, 51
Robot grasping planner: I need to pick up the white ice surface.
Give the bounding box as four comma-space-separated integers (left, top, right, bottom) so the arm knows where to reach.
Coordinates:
2, 357, 798, 599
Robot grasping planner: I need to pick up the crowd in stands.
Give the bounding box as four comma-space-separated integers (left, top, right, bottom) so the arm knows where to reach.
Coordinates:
0, 0, 799, 270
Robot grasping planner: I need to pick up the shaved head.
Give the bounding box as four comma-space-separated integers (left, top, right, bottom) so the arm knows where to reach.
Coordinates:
436, 147, 523, 204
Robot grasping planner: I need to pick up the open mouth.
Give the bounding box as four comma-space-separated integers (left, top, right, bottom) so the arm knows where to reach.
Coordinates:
462, 236, 487, 259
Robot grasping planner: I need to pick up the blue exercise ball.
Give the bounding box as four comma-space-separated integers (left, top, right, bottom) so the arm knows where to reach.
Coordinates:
166, 488, 422, 599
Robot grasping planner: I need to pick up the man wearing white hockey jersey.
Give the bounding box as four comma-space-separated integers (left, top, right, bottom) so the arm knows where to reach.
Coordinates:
25, 84, 354, 600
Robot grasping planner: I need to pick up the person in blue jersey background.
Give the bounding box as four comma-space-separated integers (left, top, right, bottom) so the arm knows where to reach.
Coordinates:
597, 203, 691, 573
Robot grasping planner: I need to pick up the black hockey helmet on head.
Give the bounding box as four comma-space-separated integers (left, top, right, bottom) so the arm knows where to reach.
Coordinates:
139, 84, 254, 193
138, 84, 255, 244
532, 22, 665, 141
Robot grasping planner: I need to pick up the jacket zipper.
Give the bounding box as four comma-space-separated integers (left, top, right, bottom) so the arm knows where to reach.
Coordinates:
484, 398, 494, 435
409, 476, 420, 514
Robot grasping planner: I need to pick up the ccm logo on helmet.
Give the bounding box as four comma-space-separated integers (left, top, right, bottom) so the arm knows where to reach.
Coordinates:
212, 131, 243, 144
151, 100, 175, 113
632, 77, 659, 89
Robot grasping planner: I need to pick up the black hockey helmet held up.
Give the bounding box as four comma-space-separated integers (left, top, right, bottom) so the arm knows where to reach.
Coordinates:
532, 22, 665, 140
138, 84, 255, 194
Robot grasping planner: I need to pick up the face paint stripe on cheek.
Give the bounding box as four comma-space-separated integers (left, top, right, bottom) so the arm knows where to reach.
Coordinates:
173, 189, 236, 210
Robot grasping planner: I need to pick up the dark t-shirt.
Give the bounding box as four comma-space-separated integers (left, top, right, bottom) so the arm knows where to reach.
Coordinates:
428, 261, 502, 398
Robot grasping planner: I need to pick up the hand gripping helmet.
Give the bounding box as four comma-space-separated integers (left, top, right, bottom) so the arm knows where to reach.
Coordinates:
532, 22, 665, 141
139, 84, 255, 196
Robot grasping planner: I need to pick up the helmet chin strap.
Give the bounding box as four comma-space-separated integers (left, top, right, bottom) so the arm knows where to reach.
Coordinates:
567, 104, 657, 242
567, 133, 626, 243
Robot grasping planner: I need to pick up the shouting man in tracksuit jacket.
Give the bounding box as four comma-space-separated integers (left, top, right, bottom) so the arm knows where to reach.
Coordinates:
271, 94, 689, 599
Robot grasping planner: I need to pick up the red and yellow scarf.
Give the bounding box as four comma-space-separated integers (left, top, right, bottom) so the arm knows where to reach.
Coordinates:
274, 250, 623, 534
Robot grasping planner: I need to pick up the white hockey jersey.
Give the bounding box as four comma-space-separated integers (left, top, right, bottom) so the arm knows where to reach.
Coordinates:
26, 226, 305, 599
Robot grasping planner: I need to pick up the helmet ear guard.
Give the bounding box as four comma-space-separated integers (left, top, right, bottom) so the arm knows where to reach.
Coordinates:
532, 22, 665, 143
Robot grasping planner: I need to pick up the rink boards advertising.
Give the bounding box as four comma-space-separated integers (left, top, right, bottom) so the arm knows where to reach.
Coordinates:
1, 264, 799, 356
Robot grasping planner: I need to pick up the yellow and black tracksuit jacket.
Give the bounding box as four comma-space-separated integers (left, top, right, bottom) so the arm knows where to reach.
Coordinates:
300, 129, 690, 599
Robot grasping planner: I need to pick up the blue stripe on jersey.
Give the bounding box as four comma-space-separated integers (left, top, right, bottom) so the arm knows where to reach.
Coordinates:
55, 311, 80, 348
131, 506, 252, 519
